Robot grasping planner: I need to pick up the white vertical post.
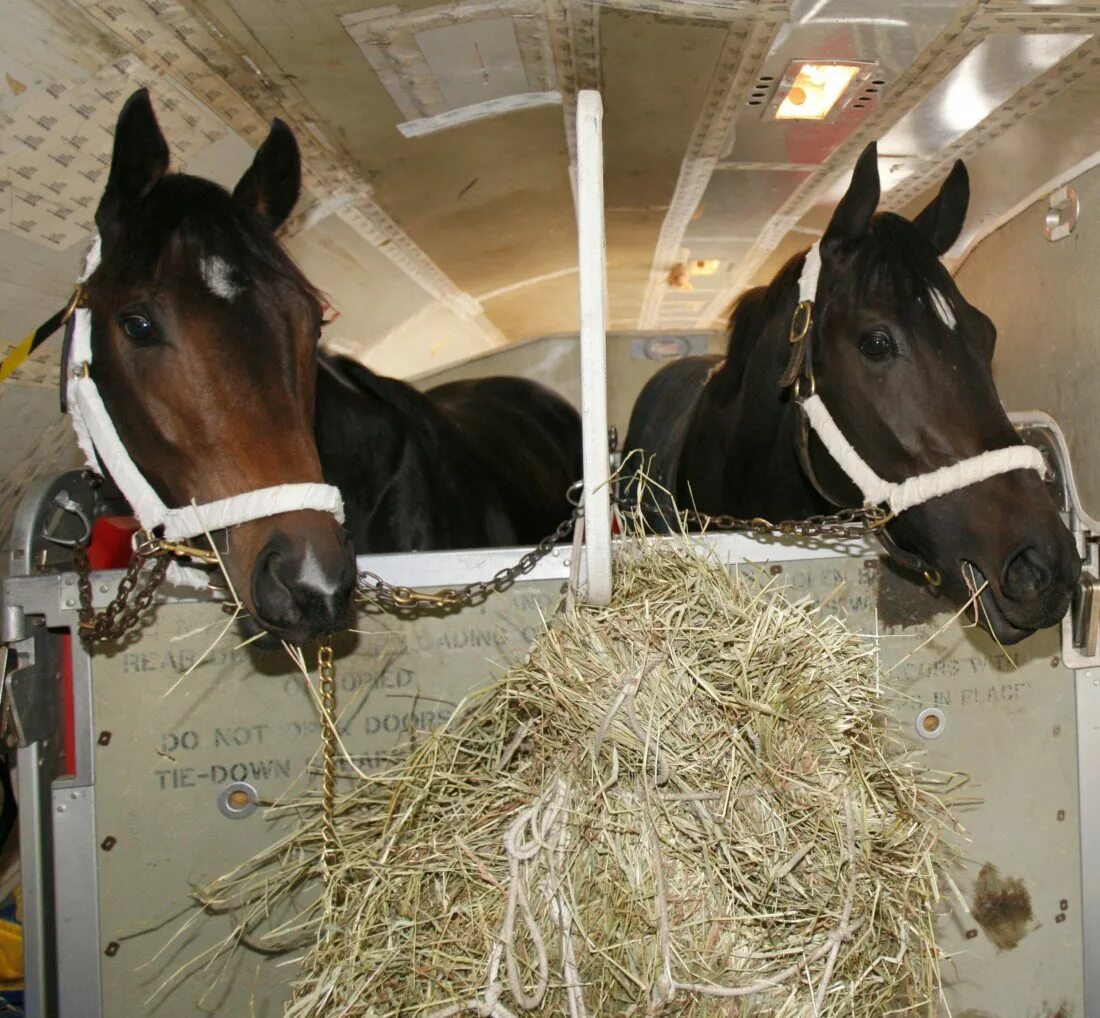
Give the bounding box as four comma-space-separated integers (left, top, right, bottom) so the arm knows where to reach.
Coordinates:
576, 90, 613, 605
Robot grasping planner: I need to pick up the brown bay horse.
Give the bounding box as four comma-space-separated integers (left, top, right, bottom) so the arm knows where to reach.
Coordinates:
79, 89, 580, 645
625, 143, 1080, 644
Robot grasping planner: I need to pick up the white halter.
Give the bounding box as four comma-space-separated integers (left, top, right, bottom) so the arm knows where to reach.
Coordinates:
793, 243, 1044, 516
67, 238, 345, 586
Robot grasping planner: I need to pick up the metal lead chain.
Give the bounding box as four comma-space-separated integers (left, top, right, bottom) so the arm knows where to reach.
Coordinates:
74, 543, 170, 646
357, 507, 581, 614
317, 640, 340, 880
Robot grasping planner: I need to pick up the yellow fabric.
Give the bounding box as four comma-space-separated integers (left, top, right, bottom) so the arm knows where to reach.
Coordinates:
0, 886, 22, 985
0, 332, 35, 384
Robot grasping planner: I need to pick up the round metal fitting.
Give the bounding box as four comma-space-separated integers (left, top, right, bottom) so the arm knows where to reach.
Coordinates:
218, 781, 258, 819
915, 706, 946, 740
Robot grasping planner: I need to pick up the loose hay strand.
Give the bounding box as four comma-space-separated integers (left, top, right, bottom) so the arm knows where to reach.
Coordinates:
193, 529, 956, 1016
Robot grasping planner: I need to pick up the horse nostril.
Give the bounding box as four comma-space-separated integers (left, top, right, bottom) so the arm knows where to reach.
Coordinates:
1002, 546, 1054, 600
252, 542, 297, 624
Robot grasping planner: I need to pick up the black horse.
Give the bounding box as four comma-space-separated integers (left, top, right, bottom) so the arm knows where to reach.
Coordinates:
625, 142, 1080, 645
82, 88, 580, 644
315, 360, 581, 553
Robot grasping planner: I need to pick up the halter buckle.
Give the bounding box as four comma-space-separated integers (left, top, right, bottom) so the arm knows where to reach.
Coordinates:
61, 284, 86, 326
789, 300, 813, 344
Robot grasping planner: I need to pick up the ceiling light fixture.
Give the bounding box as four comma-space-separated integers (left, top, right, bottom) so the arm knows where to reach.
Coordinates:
770, 60, 875, 121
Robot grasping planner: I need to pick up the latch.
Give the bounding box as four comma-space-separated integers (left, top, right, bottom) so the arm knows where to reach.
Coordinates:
1062, 536, 1100, 669
0, 629, 57, 749
1071, 572, 1100, 659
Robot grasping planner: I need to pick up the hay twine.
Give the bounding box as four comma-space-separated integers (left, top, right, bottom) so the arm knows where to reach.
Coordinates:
190, 528, 958, 1017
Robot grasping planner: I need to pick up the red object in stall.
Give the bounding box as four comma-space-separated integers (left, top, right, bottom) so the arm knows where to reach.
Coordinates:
84, 515, 141, 570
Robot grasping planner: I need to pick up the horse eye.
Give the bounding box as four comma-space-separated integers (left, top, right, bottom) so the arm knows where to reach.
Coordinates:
120, 314, 155, 343
858, 329, 895, 361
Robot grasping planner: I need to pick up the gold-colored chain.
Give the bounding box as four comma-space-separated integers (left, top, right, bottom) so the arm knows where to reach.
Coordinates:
317, 640, 341, 880
357, 507, 582, 613
73, 534, 218, 646
72, 489, 892, 637
356, 499, 891, 615
74, 544, 170, 645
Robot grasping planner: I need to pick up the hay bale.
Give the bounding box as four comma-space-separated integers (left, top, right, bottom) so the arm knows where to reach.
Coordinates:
199, 537, 954, 1016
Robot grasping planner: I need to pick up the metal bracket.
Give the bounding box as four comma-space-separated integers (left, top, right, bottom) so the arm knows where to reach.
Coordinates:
1045, 185, 1080, 242
1007, 412, 1100, 670
9, 469, 129, 579
1065, 541, 1100, 670
1071, 569, 1100, 660
3, 633, 58, 749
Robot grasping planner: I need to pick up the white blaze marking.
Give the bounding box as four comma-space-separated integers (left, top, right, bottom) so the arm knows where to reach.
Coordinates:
297, 544, 339, 596
200, 256, 241, 301
928, 287, 956, 330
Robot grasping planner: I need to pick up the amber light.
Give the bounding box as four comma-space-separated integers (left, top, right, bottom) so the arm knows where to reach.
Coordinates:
689, 259, 721, 277
775, 63, 861, 121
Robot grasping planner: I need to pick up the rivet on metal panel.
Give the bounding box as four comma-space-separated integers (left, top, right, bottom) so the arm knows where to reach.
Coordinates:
1053, 724, 1062, 736
218, 781, 258, 819
1058, 809, 1067, 821
1051, 655, 1060, 667
97, 731, 111, 746
915, 707, 947, 740
1056, 913, 1067, 924
104, 942, 119, 957
965, 929, 978, 939
100, 836, 116, 851
769, 564, 783, 575
1060, 898, 1070, 910
1045, 185, 1079, 242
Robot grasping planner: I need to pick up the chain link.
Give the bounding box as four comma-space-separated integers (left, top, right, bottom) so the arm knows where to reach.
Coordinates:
679, 503, 893, 541
317, 640, 341, 881
73, 543, 170, 646
356, 508, 582, 613
357, 496, 891, 614
70, 490, 892, 637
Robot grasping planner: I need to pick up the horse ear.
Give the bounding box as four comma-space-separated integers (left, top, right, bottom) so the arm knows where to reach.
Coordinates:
822, 142, 880, 251
95, 89, 170, 234
913, 159, 969, 255
233, 119, 301, 231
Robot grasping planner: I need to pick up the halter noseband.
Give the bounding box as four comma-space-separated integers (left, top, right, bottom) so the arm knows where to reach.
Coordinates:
783, 242, 1046, 582
64, 237, 345, 588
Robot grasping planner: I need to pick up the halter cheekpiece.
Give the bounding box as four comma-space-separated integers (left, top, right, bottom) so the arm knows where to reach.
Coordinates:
64, 237, 345, 587
785, 243, 1045, 517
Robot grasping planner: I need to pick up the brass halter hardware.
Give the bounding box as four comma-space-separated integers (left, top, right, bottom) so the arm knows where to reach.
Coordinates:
789, 299, 813, 345
61, 284, 86, 325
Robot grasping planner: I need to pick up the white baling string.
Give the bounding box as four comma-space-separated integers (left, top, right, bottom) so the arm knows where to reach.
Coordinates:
794, 243, 1044, 515
66, 238, 345, 586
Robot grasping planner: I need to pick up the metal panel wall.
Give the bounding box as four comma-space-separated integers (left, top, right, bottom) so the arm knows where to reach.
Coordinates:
26, 543, 1078, 1018
955, 163, 1100, 518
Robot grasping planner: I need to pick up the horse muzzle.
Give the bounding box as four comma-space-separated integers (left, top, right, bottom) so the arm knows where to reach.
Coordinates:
243, 523, 356, 645
960, 540, 1080, 644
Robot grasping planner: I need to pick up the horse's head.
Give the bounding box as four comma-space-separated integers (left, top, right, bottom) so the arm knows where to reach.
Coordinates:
805, 142, 1079, 644
86, 89, 355, 645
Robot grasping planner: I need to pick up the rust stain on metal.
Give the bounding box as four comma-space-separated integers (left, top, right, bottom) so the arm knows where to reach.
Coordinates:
971, 862, 1034, 950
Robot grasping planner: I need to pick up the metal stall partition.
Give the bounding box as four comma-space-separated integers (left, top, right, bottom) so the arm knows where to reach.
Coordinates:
576, 89, 612, 607
1, 522, 1084, 1017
